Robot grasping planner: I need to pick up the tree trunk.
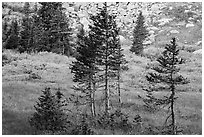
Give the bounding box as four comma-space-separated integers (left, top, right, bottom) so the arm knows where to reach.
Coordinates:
171, 84, 175, 135
104, 2, 110, 115
118, 68, 121, 107
105, 60, 110, 115
90, 91, 95, 117
89, 77, 95, 117
93, 81, 96, 116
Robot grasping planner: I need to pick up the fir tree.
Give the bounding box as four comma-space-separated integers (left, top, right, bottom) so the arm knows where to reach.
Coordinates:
90, 2, 128, 114
34, 2, 72, 54
143, 38, 188, 134
88, 2, 127, 114
2, 21, 8, 43
18, 2, 32, 53
130, 11, 149, 55
108, 21, 128, 107
29, 87, 69, 133
4, 20, 19, 49
23, 2, 30, 15
70, 27, 98, 117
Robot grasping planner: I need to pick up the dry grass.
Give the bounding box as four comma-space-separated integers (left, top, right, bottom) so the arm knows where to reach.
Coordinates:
2, 46, 202, 135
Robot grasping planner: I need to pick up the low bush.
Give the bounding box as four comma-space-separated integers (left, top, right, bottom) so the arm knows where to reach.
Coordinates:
71, 114, 94, 135
142, 47, 163, 61
96, 110, 131, 131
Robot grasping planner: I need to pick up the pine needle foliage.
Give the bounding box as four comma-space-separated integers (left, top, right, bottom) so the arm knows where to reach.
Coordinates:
130, 11, 149, 55
2, 21, 9, 43
18, 2, 32, 53
29, 87, 70, 133
4, 20, 19, 49
34, 2, 72, 54
70, 27, 98, 117
89, 2, 127, 114
143, 38, 189, 134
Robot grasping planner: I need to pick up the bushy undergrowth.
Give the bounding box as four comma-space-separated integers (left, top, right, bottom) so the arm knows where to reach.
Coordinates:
142, 46, 163, 61
96, 110, 133, 131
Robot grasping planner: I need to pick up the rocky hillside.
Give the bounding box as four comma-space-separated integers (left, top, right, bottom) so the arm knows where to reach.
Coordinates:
2, 2, 202, 46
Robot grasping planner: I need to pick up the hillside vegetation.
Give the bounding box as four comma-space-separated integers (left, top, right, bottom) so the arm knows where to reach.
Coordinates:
2, 43, 202, 134
2, 2, 202, 135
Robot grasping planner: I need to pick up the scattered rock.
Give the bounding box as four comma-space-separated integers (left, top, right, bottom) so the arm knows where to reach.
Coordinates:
67, 7, 75, 12
193, 49, 202, 55
80, 17, 89, 30
149, 30, 155, 34
119, 35, 126, 43
148, 26, 159, 31
157, 18, 173, 26
143, 40, 152, 45
188, 17, 194, 21
195, 41, 202, 46
148, 34, 156, 42
176, 21, 186, 26
170, 30, 179, 34
186, 23, 194, 28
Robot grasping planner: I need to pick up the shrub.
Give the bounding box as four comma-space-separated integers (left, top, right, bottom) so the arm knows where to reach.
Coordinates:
71, 114, 94, 135
143, 47, 163, 61
2, 54, 10, 66
97, 110, 131, 131
28, 72, 41, 80
29, 87, 70, 133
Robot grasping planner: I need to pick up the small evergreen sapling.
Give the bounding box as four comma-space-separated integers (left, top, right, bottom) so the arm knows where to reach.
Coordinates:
130, 11, 149, 55
143, 38, 188, 134
29, 87, 69, 133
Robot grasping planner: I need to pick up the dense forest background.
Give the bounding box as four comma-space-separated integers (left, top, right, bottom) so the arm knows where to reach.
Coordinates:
2, 2, 202, 135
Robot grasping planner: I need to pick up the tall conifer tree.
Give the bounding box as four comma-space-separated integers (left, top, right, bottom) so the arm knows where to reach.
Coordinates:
143, 38, 188, 134
89, 2, 127, 114
2, 21, 8, 43
34, 2, 72, 54
4, 20, 19, 49
70, 27, 98, 117
130, 11, 149, 55
18, 2, 32, 53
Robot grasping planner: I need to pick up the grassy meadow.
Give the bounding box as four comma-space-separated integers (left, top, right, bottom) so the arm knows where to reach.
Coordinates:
2, 34, 202, 134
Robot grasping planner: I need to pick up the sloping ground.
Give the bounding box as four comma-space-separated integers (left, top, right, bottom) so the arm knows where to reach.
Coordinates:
2, 48, 202, 134
2, 50, 75, 134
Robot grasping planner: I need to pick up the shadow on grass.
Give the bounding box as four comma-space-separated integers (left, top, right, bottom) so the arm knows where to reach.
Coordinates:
2, 109, 35, 135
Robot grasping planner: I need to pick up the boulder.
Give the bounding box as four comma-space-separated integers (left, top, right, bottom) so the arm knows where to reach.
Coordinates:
67, 7, 75, 12
193, 49, 202, 55
176, 21, 186, 26
143, 40, 152, 45
170, 30, 179, 34
186, 23, 194, 28
196, 41, 202, 46
119, 35, 126, 43
80, 17, 89, 30
148, 34, 156, 42
148, 26, 159, 31
149, 30, 155, 34
157, 18, 173, 26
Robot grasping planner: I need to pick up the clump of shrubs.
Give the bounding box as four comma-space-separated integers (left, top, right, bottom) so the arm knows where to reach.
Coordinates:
142, 47, 163, 61
71, 114, 94, 135
2, 54, 10, 66
97, 110, 131, 131
29, 87, 70, 134
28, 72, 41, 80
